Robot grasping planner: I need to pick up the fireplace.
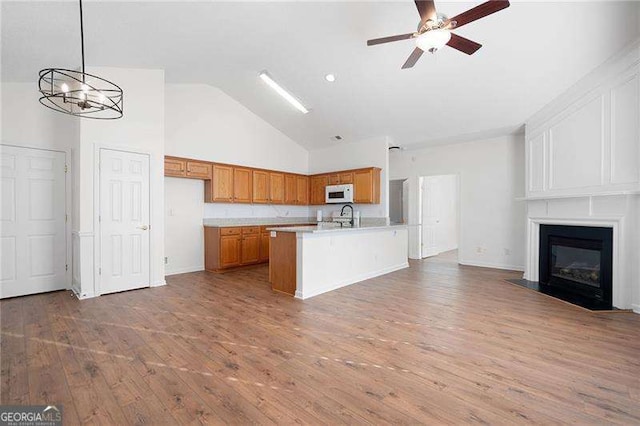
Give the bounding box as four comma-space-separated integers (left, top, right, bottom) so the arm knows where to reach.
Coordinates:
539, 225, 613, 310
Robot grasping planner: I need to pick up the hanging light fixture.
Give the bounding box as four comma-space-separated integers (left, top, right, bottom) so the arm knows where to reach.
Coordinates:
38, 0, 123, 119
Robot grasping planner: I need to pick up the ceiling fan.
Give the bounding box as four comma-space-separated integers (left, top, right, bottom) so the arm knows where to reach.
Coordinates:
367, 0, 510, 69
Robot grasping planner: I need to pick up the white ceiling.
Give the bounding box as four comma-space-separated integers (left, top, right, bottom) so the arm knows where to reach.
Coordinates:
2, 1, 639, 149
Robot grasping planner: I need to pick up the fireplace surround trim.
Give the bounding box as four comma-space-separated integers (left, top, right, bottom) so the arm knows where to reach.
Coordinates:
525, 216, 626, 309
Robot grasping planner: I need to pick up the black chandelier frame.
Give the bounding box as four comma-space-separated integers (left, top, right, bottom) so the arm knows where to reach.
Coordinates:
37, 0, 123, 119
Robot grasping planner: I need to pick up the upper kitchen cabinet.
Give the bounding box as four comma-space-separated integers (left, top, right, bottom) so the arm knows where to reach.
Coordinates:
233, 167, 252, 203
339, 172, 354, 184
328, 174, 340, 185
164, 157, 187, 177
269, 172, 285, 204
209, 164, 234, 202
186, 161, 212, 179
310, 175, 328, 205
296, 175, 309, 205
284, 174, 297, 205
353, 168, 381, 204
252, 170, 270, 204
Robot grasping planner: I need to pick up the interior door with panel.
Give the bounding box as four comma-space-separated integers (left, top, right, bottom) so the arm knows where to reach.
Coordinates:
99, 149, 150, 295
421, 176, 441, 258
0, 145, 67, 298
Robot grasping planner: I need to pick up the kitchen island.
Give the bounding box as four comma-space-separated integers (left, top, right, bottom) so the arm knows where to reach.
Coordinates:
268, 224, 409, 299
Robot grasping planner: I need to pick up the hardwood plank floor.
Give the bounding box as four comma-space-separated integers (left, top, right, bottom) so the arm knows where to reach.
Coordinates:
2, 253, 640, 425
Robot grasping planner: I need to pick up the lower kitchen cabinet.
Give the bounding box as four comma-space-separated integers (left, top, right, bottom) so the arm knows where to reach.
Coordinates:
205, 224, 313, 272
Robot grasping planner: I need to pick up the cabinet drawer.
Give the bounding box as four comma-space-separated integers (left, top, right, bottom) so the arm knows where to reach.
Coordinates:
220, 227, 241, 236
165, 157, 186, 177
242, 226, 260, 235
186, 161, 212, 179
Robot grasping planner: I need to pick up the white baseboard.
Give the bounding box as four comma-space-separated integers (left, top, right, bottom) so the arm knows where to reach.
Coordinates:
295, 262, 410, 300
164, 265, 204, 276
151, 279, 167, 287
632, 304, 640, 315
458, 259, 524, 272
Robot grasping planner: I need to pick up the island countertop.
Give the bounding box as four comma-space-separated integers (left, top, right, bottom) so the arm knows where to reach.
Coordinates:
267, 223, 407, 234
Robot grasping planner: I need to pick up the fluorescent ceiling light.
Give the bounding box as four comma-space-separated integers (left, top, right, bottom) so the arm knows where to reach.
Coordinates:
259, 71, 309, 114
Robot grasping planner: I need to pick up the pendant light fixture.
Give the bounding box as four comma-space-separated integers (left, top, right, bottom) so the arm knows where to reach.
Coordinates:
38, 0, 123, 119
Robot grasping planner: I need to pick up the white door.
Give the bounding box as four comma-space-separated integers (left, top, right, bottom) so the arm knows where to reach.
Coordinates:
0, 145, 67, 298
99, 149, 150, 295
401, 179, 409, 225
421, 176, 441, 258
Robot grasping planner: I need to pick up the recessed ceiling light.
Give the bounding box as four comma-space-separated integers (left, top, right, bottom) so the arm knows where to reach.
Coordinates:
325, 74, 336, 83
259, 71, 309, 114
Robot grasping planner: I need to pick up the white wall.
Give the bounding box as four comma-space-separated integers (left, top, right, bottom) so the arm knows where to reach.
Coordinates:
524, 40, 640, 311
308, 136, 390, 219
164, 84, 312, 274
77, 67, 165, 297
165, 84, 308, 173
390, 134, 526, 271
1, 82, 80, 290
164, 178, 205, 274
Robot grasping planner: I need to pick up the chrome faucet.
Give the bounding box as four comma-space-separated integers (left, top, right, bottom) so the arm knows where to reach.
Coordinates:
340, 204, 354, 227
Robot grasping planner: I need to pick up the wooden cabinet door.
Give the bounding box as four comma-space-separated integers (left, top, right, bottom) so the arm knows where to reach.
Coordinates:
240, 234, 260, 265
269, 172, 285, 204
259, 232, 270, 262
212, 164, 233, 202
220, 235, 241, 268
164, 157, 186, 177
353, 168, 381, 204
328, 174, 340, 185
186, 161, 212, 179
339, 172, 354, 184
252, 170, 269, 204
284, 174, 297, 205
310, 175, 328, 205
233, 167, 252, 203
296, 176, 309, 205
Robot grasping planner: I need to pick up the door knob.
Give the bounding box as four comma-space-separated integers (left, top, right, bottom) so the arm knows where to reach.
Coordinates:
137, 225, 149, 231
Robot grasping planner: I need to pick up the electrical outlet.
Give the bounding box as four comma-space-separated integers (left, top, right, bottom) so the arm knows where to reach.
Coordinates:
476, 247, 483, 254
164, 257, 168, 265
504, 248, 511, 256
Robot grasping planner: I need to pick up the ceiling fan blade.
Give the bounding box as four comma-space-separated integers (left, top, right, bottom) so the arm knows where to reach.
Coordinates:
415, 0, 437, 25
401, 48, 424, 69
447, 33, 482, 55
449, 0, 510, 29
367, 33, 415, 46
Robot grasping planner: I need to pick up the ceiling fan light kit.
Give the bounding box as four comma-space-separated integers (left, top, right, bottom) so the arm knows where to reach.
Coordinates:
367, 0, 510, 69
38, 0, 123, 119
415, 29, 452, 53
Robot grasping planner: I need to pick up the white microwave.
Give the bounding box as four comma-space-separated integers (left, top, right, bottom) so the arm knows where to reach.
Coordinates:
325, 184, 354, 204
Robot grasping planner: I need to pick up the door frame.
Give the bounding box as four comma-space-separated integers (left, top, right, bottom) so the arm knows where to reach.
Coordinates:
0, 143, 72, 292
392, 172, 463, 262
419, 173, 462, 260
93, 143, 154, 296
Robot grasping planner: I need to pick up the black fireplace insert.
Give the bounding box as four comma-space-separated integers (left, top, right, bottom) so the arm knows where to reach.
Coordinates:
539, 225, 613, 310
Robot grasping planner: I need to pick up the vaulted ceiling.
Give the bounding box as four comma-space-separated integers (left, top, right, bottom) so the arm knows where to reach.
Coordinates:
2, 1, 639, 149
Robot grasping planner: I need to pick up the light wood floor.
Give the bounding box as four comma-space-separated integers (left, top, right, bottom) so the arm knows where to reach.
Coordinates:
2, 255, 640, 425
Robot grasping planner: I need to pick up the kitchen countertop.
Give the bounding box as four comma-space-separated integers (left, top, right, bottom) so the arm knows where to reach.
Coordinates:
203, 218, 315, 227
267, 223, 406, 234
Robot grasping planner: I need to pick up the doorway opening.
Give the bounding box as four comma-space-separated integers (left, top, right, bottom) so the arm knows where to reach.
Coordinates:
389, 179, 408, 224
420, 174, 459, 261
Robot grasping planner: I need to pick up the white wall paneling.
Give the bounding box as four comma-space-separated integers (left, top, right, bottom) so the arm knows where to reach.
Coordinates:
524, 39, 640, 312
